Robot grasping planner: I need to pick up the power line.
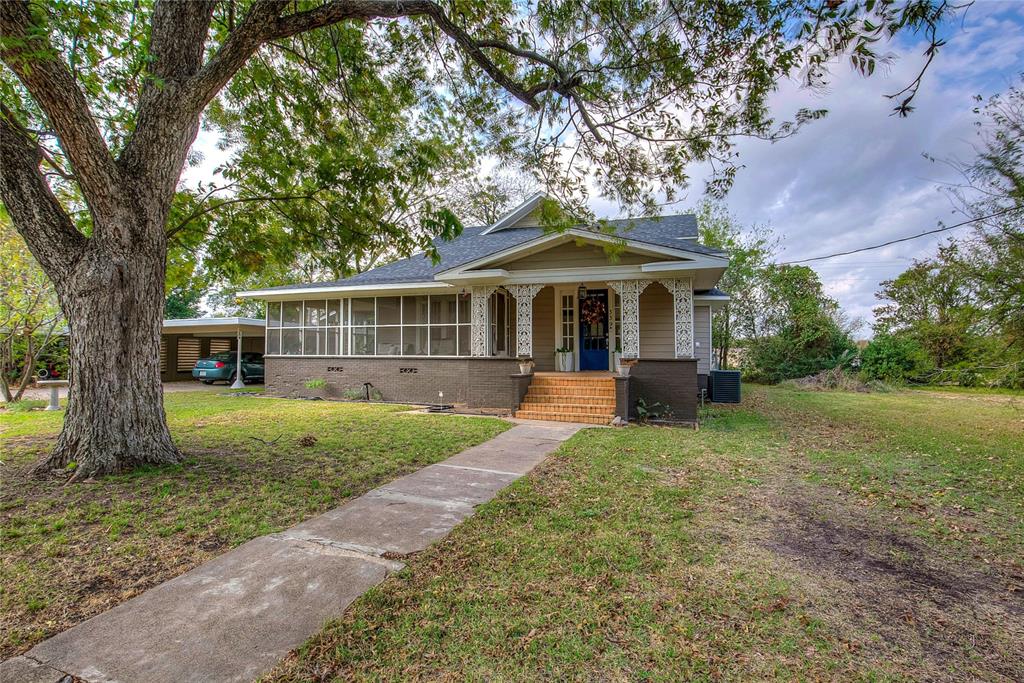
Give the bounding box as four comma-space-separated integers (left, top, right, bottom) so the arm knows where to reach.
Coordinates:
780, 208, 1016, 265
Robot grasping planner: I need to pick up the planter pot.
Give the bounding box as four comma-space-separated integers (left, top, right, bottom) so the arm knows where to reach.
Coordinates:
613, 352, 622, 373
617, 357, 637, 377
518, 362, 534, 375
555, 352, 574, 372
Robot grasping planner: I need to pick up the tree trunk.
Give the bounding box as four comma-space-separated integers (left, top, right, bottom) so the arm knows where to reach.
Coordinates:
33, 232, 181, 480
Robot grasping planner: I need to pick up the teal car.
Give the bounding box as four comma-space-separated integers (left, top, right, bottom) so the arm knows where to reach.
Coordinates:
192, 352, 264, 385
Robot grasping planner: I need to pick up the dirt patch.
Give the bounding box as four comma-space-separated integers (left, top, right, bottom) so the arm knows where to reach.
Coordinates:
761, 486, 1024, 681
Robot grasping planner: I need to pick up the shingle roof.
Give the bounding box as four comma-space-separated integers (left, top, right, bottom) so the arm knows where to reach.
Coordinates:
257, 214, 725, 291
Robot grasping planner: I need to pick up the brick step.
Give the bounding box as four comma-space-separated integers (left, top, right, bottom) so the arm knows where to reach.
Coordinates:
525, 386, 616, 398
516, 402, 615, 417
521, 394, 616, 407
530, 376, 615, 385
514, 410, 612, 425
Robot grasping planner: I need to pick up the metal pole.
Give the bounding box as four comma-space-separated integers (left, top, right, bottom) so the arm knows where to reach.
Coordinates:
231, 328, 245, 389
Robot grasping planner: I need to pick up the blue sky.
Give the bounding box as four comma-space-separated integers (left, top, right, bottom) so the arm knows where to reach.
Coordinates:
188, 2, 1023, 330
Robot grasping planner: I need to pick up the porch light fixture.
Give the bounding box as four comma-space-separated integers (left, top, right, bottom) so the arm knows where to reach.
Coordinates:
577, 284, 587, 300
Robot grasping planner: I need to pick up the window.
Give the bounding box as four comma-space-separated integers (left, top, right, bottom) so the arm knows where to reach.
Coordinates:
264, 294, 472, 357
560, 294, 575, 352
160, 339, 167, 373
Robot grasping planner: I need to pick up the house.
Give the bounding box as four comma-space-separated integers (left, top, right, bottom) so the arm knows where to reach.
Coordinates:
239, 194, 730, 424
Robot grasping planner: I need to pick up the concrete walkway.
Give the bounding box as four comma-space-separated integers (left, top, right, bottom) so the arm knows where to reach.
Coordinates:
1, 421, 583, 683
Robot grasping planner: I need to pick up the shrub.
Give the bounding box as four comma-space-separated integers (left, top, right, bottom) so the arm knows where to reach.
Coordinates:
859, 334, 931, 384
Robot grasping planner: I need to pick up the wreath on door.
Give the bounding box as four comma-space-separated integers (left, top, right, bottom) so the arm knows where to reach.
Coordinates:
581, 298, 606, 327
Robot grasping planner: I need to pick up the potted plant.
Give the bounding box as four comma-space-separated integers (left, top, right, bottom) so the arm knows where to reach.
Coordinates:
617, 357, 638, 377
517, 357, 535, 375
555, 346, 573, 372
613, 342, 622, 374
304, 378, 327, 399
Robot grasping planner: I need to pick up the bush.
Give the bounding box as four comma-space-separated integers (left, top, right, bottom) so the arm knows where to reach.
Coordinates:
742, 326, 856, 384
859, 334, 930, 384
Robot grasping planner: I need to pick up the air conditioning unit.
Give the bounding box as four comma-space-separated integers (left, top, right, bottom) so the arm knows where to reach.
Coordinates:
710, 369, 741, 403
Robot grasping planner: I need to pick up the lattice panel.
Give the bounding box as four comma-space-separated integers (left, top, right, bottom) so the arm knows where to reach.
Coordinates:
661, 278, 694, 358
606, 280, 651, 358
506, 284, 544, 358
470, 285, 496, 356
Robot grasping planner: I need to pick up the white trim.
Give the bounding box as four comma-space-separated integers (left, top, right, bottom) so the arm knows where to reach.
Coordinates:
440, 229, 716, 276
263, 354, 472, 360
239, 281, 454, 299
163, 317, 265, 328
480, 192, 547, 234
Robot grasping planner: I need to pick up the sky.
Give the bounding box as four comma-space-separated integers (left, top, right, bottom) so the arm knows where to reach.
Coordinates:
187, 2, 1024, 332
604, 0, 1022, 335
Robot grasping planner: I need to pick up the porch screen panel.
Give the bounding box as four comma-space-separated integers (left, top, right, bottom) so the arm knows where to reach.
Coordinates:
375, 297, 401, 355
160, 340, 167, 372
263, 294, 472, 357
489, 290, 510, 356
176, 338, 200, 371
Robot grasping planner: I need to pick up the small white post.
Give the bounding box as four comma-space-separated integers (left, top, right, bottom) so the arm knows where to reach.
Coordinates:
231, 328, 245, 389
46, 384, 60, 411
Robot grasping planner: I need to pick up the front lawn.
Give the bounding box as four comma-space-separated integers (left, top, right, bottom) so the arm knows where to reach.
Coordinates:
0, 392, 509, 659
267, 385, 1023, 681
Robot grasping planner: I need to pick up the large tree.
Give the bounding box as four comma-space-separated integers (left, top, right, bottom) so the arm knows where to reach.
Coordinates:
0, 1, 966, 479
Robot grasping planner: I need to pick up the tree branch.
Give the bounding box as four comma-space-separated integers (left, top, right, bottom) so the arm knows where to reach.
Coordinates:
0, 1, 123, 222
186, 1, 574, 122
118, 1, 217, 204
0, 106, 87, 282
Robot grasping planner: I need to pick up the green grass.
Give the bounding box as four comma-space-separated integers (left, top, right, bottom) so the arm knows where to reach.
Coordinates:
267, 386, 1023, 682
0, 392, 509, 659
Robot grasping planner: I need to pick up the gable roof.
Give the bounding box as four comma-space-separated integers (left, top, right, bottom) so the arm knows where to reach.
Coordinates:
246, 213, 724, 294
480, 191, 547, 234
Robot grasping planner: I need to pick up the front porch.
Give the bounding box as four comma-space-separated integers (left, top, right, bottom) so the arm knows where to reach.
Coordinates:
469, 278, 702, 373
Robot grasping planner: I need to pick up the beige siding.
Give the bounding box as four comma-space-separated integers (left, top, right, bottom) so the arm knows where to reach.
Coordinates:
639, 282, 674, 359
499, 241, 664, 271
694, 305, 711, 374
531, 286, 556, 370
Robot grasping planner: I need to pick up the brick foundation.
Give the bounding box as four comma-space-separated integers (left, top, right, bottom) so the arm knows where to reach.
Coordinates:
266, 356, 527, 412
627, 358, 698, 422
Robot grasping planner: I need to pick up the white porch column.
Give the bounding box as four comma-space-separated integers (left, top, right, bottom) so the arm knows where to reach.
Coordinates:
470, 285, 496, 357
661, 278, 694, 358
231, 329, 245, 388
607, 279, 651, 358
505, 284, 544, 358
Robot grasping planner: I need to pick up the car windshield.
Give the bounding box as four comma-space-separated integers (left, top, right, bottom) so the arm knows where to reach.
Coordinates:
210, 352, 234, 361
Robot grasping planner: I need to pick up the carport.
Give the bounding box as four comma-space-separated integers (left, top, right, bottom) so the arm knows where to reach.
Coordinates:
161, 318, 265, 387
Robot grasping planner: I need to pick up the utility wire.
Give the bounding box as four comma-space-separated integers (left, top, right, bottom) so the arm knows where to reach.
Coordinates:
781, 208, 1017, 264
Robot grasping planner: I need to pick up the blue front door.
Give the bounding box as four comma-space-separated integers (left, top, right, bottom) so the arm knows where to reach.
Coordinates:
579, 289, 609, 371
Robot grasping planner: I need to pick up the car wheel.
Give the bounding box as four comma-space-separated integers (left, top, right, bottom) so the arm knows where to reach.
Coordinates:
202, 380, 214, 385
